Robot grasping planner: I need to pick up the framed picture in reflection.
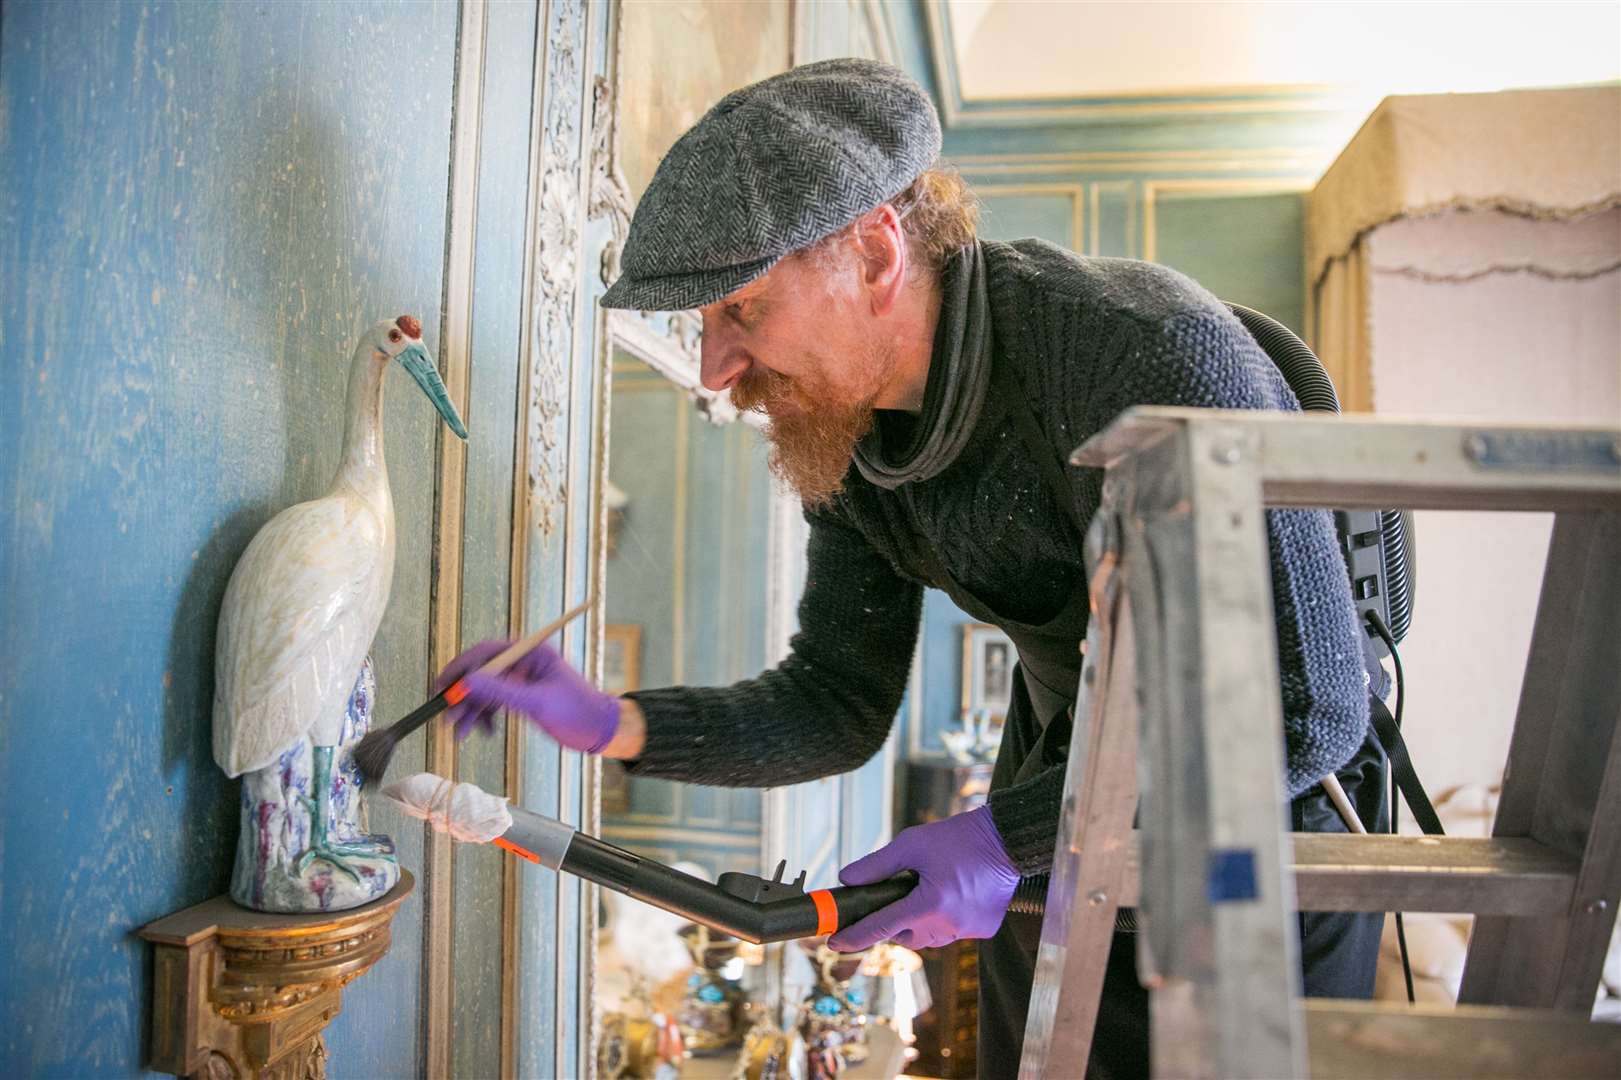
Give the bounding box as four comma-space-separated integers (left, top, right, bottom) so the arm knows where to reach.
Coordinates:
962, 622, 1015, 721
603, 623, 643, 695
600, 624, 642, 816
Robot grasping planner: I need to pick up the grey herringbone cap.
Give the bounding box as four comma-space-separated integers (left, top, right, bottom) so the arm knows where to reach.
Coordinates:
599, 58, 942, 312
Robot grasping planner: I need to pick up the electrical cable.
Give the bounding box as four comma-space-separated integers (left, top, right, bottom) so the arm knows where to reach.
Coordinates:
1366, 609, 1416, 1003
1228, 301, 1431, 1001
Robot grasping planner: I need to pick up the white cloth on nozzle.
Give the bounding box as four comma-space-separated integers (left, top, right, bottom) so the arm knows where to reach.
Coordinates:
381, 772, 513, 843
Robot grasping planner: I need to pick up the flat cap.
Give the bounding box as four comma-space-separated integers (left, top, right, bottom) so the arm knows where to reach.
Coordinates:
600, 58, 942, 312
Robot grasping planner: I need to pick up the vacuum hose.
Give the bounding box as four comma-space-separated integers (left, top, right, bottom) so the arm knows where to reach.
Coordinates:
507, 806, 1053, 938
500, 803, 924, 944
388, 775, 1051, 946
1379, 508, 1417, 643
1227, 303, 1341, 413
1225, 301, 1415, 644
1008, 874, 1050, 916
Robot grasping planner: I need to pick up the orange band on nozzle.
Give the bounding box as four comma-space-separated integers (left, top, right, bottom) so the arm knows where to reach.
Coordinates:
809, 889, 838, 936
445, 680, 470, 706
494, 836, 540, 863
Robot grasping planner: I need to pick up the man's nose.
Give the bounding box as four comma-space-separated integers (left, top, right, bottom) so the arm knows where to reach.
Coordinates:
698, 311, 750, 392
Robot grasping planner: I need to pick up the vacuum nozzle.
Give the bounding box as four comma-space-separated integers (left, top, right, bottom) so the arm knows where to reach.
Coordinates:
378, 771, 919, 945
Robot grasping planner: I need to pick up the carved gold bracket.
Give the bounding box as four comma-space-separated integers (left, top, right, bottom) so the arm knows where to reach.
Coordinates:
138, 870, 415, 1079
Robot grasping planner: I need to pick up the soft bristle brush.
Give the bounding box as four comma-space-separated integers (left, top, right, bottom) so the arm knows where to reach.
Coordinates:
353, 597, 595, 785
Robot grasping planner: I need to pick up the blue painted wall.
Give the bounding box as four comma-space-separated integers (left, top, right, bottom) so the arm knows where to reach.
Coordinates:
449, 0, 538, 1075
0, 2, 459, 1074
1, 0, 604, 1075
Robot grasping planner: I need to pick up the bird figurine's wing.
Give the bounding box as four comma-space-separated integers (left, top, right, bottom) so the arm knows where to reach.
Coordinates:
212, 494, 391, 777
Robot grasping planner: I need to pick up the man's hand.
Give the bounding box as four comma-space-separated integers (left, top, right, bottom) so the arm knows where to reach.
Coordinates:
435, 640, 621, 754
826, 806, 1020, 952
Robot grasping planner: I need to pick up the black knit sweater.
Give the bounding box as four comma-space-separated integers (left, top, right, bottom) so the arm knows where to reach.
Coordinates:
625, 240, 1370, 875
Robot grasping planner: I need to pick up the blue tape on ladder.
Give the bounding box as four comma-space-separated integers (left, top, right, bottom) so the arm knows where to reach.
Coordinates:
1208, 848, 1258, 903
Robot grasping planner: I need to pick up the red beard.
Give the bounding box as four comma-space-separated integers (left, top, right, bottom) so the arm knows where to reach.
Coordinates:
730, 361, 884, 508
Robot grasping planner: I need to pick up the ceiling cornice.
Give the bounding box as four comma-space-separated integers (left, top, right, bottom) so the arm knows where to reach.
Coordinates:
921, 0, 1355, 129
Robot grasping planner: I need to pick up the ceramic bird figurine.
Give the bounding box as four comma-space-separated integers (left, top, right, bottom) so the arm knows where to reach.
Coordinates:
213, 315, 467, 912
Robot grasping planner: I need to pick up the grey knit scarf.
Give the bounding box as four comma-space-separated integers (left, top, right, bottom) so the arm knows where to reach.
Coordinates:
853, 243, 992, 489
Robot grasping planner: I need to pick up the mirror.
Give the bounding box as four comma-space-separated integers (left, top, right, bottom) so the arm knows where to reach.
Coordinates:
593, 322, 807, 1048
600, 345, 775, 872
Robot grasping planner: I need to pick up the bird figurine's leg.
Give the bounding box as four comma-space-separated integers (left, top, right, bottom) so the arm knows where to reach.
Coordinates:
230, 659, 398, 912
295, 745, 366, 883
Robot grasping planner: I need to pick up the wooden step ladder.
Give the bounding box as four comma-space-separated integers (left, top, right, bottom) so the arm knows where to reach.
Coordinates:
1017, 408, 1621, 1079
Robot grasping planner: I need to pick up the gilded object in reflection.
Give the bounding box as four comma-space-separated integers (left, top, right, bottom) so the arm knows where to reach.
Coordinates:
730, 1023, 806, 1080
599, 1009, 684, 1080
797, 941, 872, 1077
961, 622, 1016, 722
603, 623, 643, 694
599, 623, 642, 816
679, 923, 748, 1053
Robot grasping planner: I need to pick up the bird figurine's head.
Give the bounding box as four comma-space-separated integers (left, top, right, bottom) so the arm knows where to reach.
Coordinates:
374, 315, 468, 440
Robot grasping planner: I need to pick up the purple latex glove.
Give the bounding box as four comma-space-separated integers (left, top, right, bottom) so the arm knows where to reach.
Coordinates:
434, 639, 620, 753
826, 806, 1020, 952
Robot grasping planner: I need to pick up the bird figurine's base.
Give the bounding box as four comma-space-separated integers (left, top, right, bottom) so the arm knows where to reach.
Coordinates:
138, 869, 414, 1079
230, 659, 399, 913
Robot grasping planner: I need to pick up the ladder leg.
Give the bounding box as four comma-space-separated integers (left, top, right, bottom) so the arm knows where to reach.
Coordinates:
1019, 513, 1140, 1078
1460, 510, 1621, 1010
1135, 422, 1304, 1079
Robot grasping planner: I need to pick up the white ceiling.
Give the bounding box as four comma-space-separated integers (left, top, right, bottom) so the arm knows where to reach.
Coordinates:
946, 1, 1621, 104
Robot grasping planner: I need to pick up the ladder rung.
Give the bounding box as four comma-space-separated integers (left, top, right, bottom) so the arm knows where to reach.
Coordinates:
1107, 834, 1579, 915
1291, 834, 1579, 914
1304, 999, 1621, 1079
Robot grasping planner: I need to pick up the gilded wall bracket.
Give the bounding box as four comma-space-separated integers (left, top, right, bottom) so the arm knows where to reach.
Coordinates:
138, 871, 415, 1080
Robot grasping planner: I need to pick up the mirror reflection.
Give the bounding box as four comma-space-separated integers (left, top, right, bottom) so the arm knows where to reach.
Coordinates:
597, 348, 775, 1034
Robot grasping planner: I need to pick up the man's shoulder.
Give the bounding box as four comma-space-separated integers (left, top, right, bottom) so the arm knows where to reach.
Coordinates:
983, 238, 1225, 329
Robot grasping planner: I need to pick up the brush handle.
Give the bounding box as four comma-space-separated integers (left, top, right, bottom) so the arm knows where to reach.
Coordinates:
472, 596, 596, 680
416, 596, 598, 730
377, 597, 597, 742
385, 687, 455, 743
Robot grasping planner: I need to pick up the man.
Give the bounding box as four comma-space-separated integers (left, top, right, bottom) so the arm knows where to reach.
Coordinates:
440, 59, 1385, 1077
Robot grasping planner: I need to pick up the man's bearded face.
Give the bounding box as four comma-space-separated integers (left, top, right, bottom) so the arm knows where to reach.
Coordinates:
729, 338, 895, 507
699, 252, 899, 506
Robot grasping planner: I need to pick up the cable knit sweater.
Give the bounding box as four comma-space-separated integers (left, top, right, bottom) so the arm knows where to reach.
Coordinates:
625, 239, 1370, 875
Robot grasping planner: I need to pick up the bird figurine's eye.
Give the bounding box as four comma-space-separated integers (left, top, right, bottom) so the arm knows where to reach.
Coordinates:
388, 328, 403, 344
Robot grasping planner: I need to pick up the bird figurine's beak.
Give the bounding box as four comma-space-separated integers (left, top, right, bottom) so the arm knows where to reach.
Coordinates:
397, 342, 469, 440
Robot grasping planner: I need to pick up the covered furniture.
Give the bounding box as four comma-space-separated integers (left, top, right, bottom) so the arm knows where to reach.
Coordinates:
1306, 86, 1621, 1011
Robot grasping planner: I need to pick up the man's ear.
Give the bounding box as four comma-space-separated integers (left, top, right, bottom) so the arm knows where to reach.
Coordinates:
851, 204, 908, 316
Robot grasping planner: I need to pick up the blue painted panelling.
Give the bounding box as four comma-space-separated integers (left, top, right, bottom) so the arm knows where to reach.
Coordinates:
452, 1, 539, 1075
1093, 183, 1138, 259
605, 370, 681, 690
912, 591, 976, 757
1153, 190, 1307, 332
0, 1, 457, 1075
603, 368, 772, 873
978, 190, 1079, 250
517, 0, 593, 1070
